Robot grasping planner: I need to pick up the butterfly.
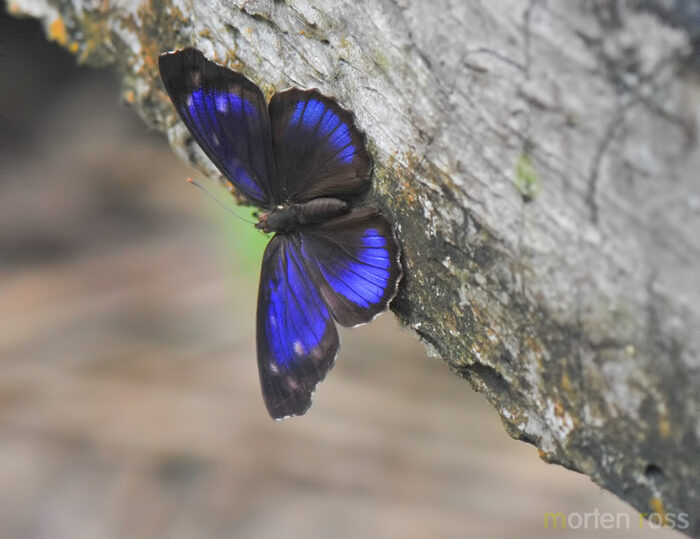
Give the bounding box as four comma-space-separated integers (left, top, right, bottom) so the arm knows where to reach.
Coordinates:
158, 48, 402, 419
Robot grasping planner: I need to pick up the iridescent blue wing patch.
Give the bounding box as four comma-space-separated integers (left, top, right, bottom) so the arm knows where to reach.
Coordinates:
159, 48, 275, 205
256, 234, 340, 419
300, 208, 402, 327
268, 89, 372, 203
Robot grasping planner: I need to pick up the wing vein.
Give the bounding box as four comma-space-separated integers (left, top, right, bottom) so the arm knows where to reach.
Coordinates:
305, 232, 391, 270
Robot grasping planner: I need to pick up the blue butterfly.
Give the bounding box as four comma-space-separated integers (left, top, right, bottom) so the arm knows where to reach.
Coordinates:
159, 48, 402, 419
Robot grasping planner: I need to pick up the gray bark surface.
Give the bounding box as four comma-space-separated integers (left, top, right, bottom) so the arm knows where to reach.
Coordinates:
9, 0, 699, 533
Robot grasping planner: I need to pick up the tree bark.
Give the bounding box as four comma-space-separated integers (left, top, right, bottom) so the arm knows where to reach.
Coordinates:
9, 0, 699, 533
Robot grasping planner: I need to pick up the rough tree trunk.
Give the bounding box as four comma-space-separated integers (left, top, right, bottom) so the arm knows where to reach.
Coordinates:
9, 0, 699, 534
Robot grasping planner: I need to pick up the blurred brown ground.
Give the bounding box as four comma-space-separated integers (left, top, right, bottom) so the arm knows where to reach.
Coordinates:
0, 11, 684, 538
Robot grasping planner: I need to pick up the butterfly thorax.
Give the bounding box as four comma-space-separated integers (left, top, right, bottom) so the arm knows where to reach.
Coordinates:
256, 197, 349, 234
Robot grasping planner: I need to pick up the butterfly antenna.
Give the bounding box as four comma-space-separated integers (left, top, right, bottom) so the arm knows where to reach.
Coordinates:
187, 178, 257, 225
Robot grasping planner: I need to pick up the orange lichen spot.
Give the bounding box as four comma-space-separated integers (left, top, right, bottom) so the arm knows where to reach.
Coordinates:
561, 372, 572, 393
68, 42, 79, 54
134, 1, 178, 75
554, 401, 565, 418
245, 27, 253, 34
124, 90, 136, 104
658, 415, 671, 438
537, 448, 555, 462
48, 17, 68, 46
649, 498, 669, 526
143, 53, 156, 70
7, 2, 22, 15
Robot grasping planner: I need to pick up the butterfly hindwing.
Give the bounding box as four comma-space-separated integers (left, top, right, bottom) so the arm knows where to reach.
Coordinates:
256, 234, 340, 419
269, 89, 372, 203
299, 208, 402, 327
159, 48, 276, 205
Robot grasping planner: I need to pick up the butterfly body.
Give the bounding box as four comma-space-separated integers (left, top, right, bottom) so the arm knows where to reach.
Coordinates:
256, 198, 349, 234
159, 48, 402, 419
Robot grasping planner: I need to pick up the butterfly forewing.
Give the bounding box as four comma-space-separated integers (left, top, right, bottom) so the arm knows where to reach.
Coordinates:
299, 208, 402, 327
269, 89, 372, 203
159, 48, 276, 205
256, 234, 340, 419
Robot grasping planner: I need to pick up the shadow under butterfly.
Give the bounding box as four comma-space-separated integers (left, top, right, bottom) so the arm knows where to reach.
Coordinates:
159, 48, 402, 419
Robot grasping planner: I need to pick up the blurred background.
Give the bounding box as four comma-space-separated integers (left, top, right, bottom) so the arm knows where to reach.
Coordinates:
0, 8, 684, 538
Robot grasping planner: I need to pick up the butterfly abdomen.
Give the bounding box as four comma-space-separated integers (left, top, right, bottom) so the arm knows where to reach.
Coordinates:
296, 197, 349, 224
256, 198, 349, 234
